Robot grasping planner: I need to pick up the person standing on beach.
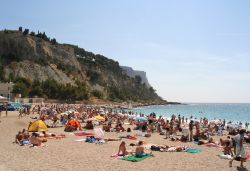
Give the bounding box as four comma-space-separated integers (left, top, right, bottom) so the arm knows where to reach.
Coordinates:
229, 129, 246, 168
5, 103, 8, 117
0, 105, 2, 122
189, 120, 194, 142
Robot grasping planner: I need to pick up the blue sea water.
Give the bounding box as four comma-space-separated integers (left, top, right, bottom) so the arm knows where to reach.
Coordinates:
131, 103, 250, 124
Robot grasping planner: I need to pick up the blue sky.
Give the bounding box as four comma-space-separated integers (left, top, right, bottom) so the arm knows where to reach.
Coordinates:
1, 0, 250, 103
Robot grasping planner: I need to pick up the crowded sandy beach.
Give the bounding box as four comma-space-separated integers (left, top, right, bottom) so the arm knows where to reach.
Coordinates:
0, 104, 249, 171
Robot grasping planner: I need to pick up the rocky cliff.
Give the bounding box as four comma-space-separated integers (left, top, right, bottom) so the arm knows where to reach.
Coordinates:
121, 66, 151, 88
0, 29, 165, 104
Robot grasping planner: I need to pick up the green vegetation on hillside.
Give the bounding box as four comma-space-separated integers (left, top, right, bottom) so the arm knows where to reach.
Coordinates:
0, 27, 164, 103
12, 77, 89, 101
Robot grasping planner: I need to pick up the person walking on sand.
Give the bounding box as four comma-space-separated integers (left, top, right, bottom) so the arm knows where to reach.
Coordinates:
0, 104, 2, 122
189, 120, 194, 142
5, 103, 8, 117
229, 129, 246, 168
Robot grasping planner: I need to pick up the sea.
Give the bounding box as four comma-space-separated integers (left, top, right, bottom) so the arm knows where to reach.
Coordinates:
130, 103, 250, 124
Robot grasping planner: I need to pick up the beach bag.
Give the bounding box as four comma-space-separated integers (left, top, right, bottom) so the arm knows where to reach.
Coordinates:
127, 128, 131, 132
145, 133, 151, 137
151, 145, 160, 151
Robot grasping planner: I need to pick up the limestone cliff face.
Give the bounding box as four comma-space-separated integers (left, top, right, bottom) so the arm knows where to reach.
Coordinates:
4, 61, 75, 84
0, 30, 164, 102
0, 31, 83, 83
121, 66, 151, 88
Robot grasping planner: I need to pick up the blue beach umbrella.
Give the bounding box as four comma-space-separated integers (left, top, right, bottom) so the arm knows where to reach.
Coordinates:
135, 117, 148, 122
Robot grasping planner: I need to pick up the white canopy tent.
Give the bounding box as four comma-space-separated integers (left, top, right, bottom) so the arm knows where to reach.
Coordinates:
0, 96, 8, 103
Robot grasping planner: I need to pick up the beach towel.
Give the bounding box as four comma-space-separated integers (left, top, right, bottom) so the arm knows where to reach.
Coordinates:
74, 132, 95, 137
246, 155, 250, 160
205, 143, 223, 148
118, 135, 137, 140
111, 154, 124, 159
46, 135, 66, 139
185, 148, 202, 154
21, 140, 31, 145
134, 134, 144, 137
74, 139, 86, 142
121, 155, 152, 162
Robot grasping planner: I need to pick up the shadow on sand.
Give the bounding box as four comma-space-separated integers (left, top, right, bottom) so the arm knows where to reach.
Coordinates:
237, 166, 249, 171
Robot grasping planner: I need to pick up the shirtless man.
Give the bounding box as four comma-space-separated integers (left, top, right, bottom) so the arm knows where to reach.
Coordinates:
135, 141, 146, 157
15, 131, 24, 145
29, 133, 42, 146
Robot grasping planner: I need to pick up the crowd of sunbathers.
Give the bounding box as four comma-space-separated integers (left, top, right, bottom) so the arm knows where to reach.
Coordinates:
14, 129, 64, 147
14, 103, 250, 167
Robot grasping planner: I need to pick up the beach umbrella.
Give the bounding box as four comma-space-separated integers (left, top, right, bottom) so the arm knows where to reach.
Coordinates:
192, 119, 200, 123
117, 113, 124, 116
210, 120, 221, 124
0, 95, 7, 99
28, 120, 48, 132
135, 117, 147, 122
95, 115, 105, 122
57, 112, 69, 117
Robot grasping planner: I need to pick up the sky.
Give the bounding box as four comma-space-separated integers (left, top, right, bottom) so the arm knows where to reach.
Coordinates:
1, 0, 250, 103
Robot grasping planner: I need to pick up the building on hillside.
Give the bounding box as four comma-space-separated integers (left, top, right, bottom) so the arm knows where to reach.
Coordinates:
0, 82, 14, 101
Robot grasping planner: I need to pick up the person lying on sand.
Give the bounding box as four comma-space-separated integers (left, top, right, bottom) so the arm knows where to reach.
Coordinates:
39, 131, 56, 137
15, 131, 24, 145
29, 133, 44, 147
103, 123, 112, 132
151, 144, 188, 152
115, 124, 125, 132
14, 129, 30, 145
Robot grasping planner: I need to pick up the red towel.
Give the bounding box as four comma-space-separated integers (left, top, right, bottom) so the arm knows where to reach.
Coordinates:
74, 132, 95, 136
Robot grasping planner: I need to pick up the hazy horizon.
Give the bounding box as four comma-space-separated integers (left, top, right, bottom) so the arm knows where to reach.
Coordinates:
1, 0, 250, 103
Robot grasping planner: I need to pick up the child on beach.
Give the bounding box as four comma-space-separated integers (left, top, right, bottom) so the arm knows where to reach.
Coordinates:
223, 141, 233, 156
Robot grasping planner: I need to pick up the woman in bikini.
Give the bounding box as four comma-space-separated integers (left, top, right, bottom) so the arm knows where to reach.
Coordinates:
118, 141, 129, 156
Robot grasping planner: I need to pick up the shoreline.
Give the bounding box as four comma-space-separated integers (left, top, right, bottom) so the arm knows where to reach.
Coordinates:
45, 98, 183, 109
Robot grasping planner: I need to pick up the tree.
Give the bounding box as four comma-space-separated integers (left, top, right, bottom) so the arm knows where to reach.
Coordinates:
42, 79, 59, 98
92, 90, 103, 99
23, 29, 29, 35
51, 38, 57, 45
29, 80, 43, 97
0, 56, 5, 81
18, 27, 23, 32
12, 82, 29, 97
30, 31, 35, 36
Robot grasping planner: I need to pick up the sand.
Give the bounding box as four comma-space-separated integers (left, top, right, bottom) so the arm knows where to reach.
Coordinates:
0, 111, 249, 171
